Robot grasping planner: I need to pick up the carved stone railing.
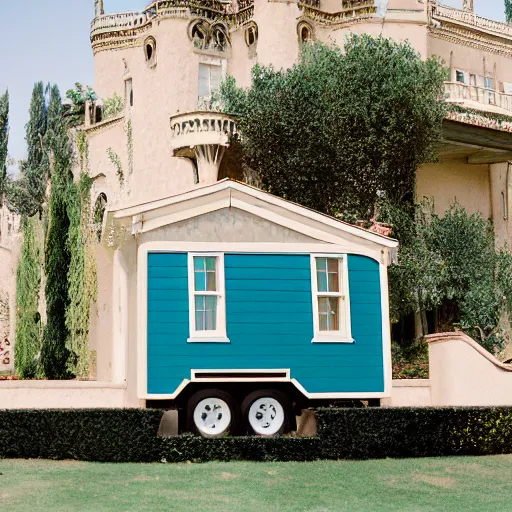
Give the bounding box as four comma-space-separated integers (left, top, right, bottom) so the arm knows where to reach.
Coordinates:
445, 81, 512, 113
170, 111, 237, 184
91, 0, 235, 39
431, 4, 512, 39
170, 111, 237, 150
91, 11, 148, 38
299, 0, 376, 25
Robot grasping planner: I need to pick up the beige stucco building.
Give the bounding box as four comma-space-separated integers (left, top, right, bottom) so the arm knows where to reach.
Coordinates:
2, 0, 512, 408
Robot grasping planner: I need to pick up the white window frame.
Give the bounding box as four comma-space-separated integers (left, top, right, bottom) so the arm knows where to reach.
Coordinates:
187, 252, 229, 343
310, 254, 353, 343
197, 56, 226, 106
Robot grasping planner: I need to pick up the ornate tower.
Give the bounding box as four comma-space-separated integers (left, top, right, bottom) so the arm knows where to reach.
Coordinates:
94, 0, 104, 18
463, 0, 474, 12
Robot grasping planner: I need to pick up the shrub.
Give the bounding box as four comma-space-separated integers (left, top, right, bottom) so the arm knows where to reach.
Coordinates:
0, 409, 162, 462
316, 407, 512, 460
3, 408, 512, 463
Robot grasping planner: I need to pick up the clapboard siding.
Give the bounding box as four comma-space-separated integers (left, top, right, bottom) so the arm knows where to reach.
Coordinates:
146, 252, 384, 395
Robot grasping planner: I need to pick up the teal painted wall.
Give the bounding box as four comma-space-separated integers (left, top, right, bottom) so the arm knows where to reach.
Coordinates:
147, 252, 384, 395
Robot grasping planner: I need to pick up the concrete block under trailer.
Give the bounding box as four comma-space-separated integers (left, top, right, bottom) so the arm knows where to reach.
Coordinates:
142, 251, 392, 437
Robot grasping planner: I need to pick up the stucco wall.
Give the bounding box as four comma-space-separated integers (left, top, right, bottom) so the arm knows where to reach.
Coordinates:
0, 381, 133, 409
417, 159, 491, 217
382, 379, 432, 407
429, 34, 512, 85
427, 332, 512, 406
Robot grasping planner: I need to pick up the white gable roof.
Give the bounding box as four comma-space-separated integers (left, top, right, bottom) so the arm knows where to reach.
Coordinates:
111, 179, 398, 250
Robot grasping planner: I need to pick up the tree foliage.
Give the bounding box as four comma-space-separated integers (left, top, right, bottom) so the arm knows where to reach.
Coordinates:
0, 90, 8, 204
506, 0, 512, 24
219, 36, 447, 218
40, 85, 73, 379
381, 201, 512, 353
6, 82, 48, 218
14, 217, 42, 379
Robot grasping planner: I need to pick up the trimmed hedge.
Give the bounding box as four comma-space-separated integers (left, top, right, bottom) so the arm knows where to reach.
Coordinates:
3, 407, 512, 462
161, 435, 320, 463
0, 409, 163, 462
316, 407, 512, 460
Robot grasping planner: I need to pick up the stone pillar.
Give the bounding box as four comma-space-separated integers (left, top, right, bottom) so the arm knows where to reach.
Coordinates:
462, 0, 474, 12
94, 0, 104, 18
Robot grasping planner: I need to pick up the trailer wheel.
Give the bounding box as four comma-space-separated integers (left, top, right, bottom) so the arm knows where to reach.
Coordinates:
187, 389, 238, 438
242, 389, 290, 437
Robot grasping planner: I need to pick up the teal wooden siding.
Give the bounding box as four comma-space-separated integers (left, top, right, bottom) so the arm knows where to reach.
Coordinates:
147, 252, 384, 395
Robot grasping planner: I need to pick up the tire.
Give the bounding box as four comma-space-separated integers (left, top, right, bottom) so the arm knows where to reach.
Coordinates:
242, 389, 290, 437
187, 389, 239, 438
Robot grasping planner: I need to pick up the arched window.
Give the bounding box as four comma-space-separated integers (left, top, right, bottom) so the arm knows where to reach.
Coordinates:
93, 193, 108, 242
144, 37, 157, 68
297, 22, 314, 44
244, 23, 258, 58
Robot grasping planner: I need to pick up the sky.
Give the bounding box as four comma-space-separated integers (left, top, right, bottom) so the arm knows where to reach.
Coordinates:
0, 0, 507, 167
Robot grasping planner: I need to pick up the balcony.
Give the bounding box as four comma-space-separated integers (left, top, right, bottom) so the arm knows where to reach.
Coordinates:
445, 82, 512, 115
170, 111, 238, 184
431, 4, 512, 40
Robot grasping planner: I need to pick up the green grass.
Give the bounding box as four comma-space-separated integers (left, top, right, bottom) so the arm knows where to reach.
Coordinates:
1, 455, 512, 511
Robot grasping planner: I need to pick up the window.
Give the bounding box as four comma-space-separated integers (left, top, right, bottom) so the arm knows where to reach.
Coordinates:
144, 37, 157, 68
455, 70, 465, 83
188, 253, 228, 343
198, 63, 222, 103
125, 78, 133, 108
297, 21, 314, 44
311, 255, 352, 343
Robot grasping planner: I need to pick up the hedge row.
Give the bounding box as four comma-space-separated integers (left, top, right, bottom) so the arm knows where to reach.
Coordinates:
2, 407, 512, 462
317, 407, 512, 460
0, 409, 163, 462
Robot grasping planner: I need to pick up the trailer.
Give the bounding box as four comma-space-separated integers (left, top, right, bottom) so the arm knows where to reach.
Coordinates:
112, 180, 398, 436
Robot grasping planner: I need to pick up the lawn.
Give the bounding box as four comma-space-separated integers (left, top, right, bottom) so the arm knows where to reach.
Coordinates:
1, 455, 512, 511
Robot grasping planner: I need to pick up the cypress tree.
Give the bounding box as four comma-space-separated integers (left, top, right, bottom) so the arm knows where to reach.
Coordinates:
7, 82, 48, 217
41, 85, 73, 379
0, 90, 8, 204
506, 0, 512, 24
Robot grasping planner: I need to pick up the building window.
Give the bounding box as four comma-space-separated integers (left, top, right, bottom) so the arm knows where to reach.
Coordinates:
125, 78, 133, 108
311, 255, 352, 343
297, 22, 314, 44
144, 37, 157, 68
198, 63, 222, 104
188, 253, 228, 343
245, 23, 258, 58
93, 193, 108, 242
455, 70, 465, 83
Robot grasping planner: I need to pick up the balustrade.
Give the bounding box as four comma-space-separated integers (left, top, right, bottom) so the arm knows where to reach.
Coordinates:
444, 81, 512, 113
432, 4, 512, 38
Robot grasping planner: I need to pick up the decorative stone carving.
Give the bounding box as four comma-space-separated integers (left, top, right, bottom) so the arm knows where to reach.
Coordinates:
94, 0, 104, 18
462, 0, 473, 13
297, 20, 314, 42
188, 19, 230, 51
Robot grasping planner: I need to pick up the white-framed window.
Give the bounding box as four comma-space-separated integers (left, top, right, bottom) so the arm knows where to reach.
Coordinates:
198, 63, 222, 104
310, 254, 352, 343
187, 253, 229, 343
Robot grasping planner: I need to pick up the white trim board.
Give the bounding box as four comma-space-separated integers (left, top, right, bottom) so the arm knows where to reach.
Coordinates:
113, 179, 398, 249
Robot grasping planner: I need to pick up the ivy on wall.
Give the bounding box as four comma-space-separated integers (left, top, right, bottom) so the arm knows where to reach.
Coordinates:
126, 119, 133, 176
65, 173, 97, 379
103, 92, 125, 121
14, 217, 43, 379
107, 147, 124, 183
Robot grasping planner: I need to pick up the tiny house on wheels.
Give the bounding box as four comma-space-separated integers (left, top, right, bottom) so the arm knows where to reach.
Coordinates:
110, 180, 398, 437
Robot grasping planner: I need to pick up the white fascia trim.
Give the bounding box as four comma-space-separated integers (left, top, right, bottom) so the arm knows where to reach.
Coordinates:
380, 263, 393, 397
141, 198, 230, 234
114, 180, 397, 248
228, 181, 398, 248
137, 247, 149, 399
140, 376, 389, 400
191, 369, 292, 378
138, 242, 383, 263
114, 179, 232, 219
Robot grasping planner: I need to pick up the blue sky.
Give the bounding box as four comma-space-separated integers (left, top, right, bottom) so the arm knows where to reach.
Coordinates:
0, 0, 506, 166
